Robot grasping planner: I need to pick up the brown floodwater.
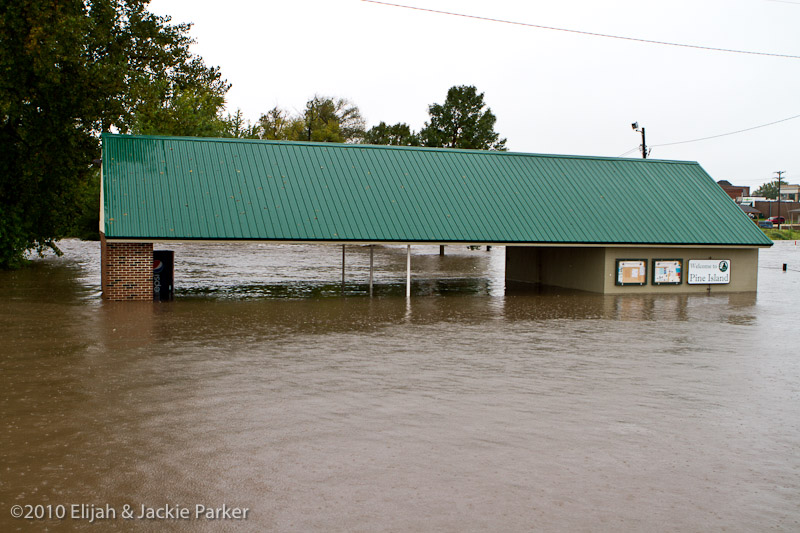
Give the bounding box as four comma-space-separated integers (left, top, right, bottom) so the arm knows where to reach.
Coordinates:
1, 240, 799, 532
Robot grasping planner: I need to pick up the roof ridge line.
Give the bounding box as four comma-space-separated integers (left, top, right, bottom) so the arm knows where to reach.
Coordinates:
100, 133, 698, 164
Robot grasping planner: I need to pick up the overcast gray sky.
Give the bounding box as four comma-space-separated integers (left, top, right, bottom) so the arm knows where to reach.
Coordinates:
148, 0, 800, 190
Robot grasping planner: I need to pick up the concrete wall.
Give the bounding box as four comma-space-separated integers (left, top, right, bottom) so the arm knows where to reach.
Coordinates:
506, 246, 606, 293
601, 247, 759, 294
506, 246, 760, 294
100, 235, 154, 301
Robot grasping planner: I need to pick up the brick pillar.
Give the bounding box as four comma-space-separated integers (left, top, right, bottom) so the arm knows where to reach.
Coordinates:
100, 235, 154, 301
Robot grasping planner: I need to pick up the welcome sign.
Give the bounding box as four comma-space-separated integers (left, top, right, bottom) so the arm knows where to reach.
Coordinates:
688, 260, 731, 284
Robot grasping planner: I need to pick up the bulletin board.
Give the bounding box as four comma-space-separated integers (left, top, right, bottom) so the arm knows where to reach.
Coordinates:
615, 259, 647, 286
652, 259, 682, 285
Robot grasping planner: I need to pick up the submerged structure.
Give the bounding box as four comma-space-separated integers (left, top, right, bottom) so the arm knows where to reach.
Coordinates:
100, 134, 771, 300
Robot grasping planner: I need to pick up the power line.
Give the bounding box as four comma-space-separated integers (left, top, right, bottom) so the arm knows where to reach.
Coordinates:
361, 0, 800, 60
651, 113, 800, 147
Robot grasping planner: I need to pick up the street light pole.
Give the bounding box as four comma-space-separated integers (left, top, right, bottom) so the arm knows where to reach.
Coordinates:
631, 122, 648, 159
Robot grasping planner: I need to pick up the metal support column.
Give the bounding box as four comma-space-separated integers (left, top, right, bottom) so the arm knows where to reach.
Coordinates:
406, 245, 411, 298
341, 245, 345, 293
369, 245, 374, 297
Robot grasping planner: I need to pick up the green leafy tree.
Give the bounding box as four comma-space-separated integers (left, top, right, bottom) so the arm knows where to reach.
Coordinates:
227, 97, 366, 143
0, 0, 228, 267
419, 85, 507, 151
255, 106, 292, 140
363, 122, 420, 146
129, 58, 230, 137
288, 96, 365, 143
754, 181, 780, 199
71, 169, 102, 241
222, 109, 256, 139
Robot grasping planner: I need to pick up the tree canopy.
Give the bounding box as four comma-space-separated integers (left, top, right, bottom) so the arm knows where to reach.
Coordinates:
293, 96, 365, 143
129, 57, 230, 137
418, 85, 507, 151
254, 106, 292, 140
753, 181, 780, 199
0, 0, 229, 267
363, 122, 420, 146
226, 96, 366, 143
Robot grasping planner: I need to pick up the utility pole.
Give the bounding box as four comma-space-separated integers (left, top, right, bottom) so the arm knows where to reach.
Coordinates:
640, 127, 647, 159
631, 122, 648, 159
775, 171, 785, 229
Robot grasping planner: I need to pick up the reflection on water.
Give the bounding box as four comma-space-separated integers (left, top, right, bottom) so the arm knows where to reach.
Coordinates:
1, 240, 799, 532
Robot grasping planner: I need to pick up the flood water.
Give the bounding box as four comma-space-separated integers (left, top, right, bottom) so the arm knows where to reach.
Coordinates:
2, 240, 799, 532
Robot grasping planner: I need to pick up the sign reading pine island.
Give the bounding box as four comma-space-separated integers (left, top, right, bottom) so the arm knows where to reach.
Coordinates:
688, 260, 731, 285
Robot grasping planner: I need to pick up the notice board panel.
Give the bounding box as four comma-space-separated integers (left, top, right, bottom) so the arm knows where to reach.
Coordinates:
616, 259, 647, 286
652, 259, 682, 285
688, 259, 731, 284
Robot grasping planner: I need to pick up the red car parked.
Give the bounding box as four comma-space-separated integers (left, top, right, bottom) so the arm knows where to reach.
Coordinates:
767, 216, 786, 224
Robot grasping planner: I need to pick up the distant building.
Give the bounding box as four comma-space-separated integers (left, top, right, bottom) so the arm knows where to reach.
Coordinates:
779, 184, 800, 202
739, 196, 767, 207
738, 204, 762, 219
717, 180, 750, 201
754, 200, 800, 220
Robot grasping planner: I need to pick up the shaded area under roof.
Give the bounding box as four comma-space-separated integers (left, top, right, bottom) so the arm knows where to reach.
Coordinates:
101, 134, 772, 247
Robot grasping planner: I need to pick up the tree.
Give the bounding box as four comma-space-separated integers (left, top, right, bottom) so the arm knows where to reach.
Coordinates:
129, 58, 230, 137
754, 181, 780, 199
232, 97, 365, 143
288, 96, 365, 143
254, 106, 292, 140
223, 109, 256, 139
419, 85, 507, 151
363, 122, 420, 146
72, 169, 102, 241
0, 0, 229, 267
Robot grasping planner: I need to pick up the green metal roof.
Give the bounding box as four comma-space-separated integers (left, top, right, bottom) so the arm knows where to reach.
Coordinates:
101, 134, 772, 246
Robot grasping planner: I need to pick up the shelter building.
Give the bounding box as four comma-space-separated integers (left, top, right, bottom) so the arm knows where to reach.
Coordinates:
738, 204, 763, 219
100, 134, 772, 300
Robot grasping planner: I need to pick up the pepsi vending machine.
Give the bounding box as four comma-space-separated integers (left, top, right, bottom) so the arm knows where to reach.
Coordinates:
153, 250, 174, 301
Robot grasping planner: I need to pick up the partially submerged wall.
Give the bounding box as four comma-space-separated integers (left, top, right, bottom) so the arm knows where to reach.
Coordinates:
100, 236, 153, 301
601, 247, 758, 294
506, 247, 606, 293
506, 246, 760, 294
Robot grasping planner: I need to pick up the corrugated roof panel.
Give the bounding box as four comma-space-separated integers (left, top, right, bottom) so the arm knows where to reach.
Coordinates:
101, 134, 772, 247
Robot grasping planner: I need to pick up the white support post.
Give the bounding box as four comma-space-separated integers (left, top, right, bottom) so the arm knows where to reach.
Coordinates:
369, 245, 374, 297
406, 245, 411, 298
